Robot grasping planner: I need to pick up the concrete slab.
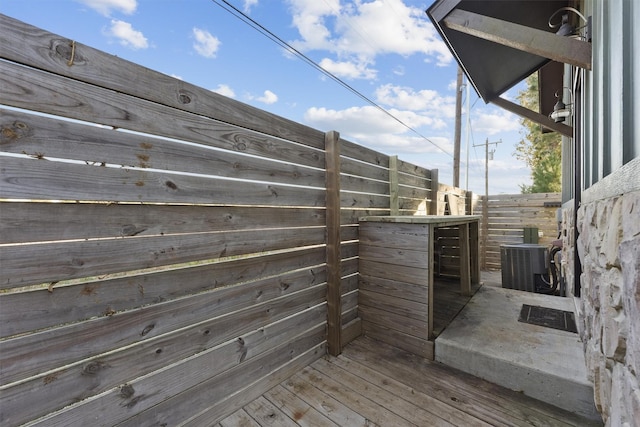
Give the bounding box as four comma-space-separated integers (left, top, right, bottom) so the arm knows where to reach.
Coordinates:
435, 286, 600, 421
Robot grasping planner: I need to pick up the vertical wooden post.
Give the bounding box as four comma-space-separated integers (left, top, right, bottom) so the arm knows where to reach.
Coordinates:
459, 223, 471, 296
465, 191, 474, 215
325, 130, 342, 356
481, 195, 488, 270
469, 219, 480, 285
430, 169, 439, 215
389, 155, 399, 216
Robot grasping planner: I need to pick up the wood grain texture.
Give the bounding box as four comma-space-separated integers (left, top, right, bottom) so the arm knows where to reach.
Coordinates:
359, 305, 429, 340
0, 109, 325, 189
325, 130, 342, 356
0, 226, 325, 289
1, 157, 324, 209
1, 282, 326, 386
361, 321, 434, 360
29, 328, 326, 427
2, 304, 327, 426
0, 202, 324, 244
0, 247, 326, 338
183, 343, 325, 426
0, 14, 325, 150
0, 62, 326, 169
263, 384, 339, 427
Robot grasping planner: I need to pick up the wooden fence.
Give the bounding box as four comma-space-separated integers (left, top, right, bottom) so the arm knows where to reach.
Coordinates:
0, 14, 458, 426
475, 193, 562, 270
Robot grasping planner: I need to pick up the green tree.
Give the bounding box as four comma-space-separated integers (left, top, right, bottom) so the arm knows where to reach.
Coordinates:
515, 74, 562, 193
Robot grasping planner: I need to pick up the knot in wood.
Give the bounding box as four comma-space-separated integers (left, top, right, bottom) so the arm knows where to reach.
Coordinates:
82, 361, 103, 375
141, 324, 155, 336
120, 384, 135, 398
178, 93, 192, 104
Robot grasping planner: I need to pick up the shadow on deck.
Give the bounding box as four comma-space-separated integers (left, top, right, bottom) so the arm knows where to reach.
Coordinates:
218, 336, 601, 426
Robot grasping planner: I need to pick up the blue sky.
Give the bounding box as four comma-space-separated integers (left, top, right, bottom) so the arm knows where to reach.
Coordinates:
1, 0, 532, 194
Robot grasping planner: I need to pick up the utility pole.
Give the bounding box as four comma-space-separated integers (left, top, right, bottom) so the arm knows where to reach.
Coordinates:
453, 67, 463, 187
474, 138, 502, 199
473, 137, 501, 269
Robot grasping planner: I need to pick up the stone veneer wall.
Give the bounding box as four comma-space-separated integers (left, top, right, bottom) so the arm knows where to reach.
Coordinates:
565, 190, 640, 425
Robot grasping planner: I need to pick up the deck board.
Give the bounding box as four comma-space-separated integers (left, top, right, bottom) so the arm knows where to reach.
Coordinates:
219, 336, 600, 427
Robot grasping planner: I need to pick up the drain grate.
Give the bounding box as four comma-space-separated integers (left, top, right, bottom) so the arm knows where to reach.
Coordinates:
518, 304, 578, 333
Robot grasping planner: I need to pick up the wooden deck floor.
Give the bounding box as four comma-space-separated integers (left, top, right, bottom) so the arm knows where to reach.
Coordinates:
217, 336, 600, 427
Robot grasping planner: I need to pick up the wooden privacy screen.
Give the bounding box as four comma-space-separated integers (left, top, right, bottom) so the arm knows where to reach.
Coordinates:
0, 14, 444, 425
475, 193, 562, 269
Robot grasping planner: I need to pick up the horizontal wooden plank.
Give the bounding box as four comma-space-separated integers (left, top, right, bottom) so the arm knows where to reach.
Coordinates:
359, 222, 429, 250
263, 384, 340, 427
0, 281, 326, 386
0, 62, 327, 171
340, 138, 389, 169
0, 14, 326, 150
359, 305, 429, 340
340, 191, 390, 209
191, 343, 326, 426
341, 290, 358, 314
398, 174, 432, 192
0, 202, 325, 244
0, 247, 326, 338
244, 396, 300, 427
312, 357, 453, 427
219, 409, 261, 427
340, 157, 388, 182
340, 208, 390, 225
340, 257, 359, 278
341, 317, 362, 347
359, 243, 428, 268
295, 366, 417, 426
361, 321, 434, 359
281, 369, 375, 426
397, 160, 432, 180
398, 185, 430, 200
0, 109, 325, 190
30, 326, 326, 427
341, 274, 359, 295
0, 226, 325, 289
359, 289, 428, 322
340, 173, 389, 195
359, 259, 428, 286
2, 303, 327, 426
359, 274, 428, 304
340, 224, 359, 241
330, 352, 485, 426
0, 157, 326, 207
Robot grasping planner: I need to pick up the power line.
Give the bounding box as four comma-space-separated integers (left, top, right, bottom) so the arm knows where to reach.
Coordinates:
210, 0, 452, 157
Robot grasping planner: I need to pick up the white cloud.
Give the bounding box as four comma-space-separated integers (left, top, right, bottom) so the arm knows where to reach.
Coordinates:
212, 84, 236, 98
472, 108, 521, 136
256, 90, 278, 104
243, 0, 259, 13
303, 105, 451, 154
375, 84, 454, 118
77, 0, 137, 16
170, 74, 183, 80
318, 58, 376, 80
286, 0, 452, 76
192, 28, 221, 58
107, 20, 148, 49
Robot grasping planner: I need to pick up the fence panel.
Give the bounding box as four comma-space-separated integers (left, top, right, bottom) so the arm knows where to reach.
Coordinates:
0, 13, 453, 425
0, 14, 327, 426
476, 193, 562, 269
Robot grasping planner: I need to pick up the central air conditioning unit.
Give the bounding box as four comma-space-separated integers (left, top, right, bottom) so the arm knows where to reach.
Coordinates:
501, 244, 548, 292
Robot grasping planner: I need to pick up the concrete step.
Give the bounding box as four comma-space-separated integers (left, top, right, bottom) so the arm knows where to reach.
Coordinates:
435, 285, 601, 422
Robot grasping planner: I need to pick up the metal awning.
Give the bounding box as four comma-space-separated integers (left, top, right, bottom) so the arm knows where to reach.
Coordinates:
427, 0, 592, 137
